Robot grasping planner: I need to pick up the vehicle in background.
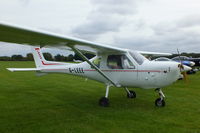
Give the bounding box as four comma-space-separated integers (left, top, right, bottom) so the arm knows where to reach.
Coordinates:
172, 56, 200, 67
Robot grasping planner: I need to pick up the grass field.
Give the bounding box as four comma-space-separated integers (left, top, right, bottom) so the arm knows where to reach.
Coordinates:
0, 61, 200, 133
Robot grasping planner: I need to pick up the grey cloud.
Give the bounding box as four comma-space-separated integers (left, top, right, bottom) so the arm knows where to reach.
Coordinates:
151, 23, 177, 36
92, 0, 136, 15
152, 15, 200, 36
0, 43, 31, 56
114, 35, 200, 53
114, 36, 159, 51
18, 0, 30, 5
71, 0, 139, 40
91, 0, 134, 5
95, 5, 135, 15
71, 15, 125, 40
114, 16, 200, 53
177, 15, 200, 28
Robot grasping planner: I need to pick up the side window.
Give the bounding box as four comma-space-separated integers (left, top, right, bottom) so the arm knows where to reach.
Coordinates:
122, 55, 135, 69
107, 55, 135, 69
107, 55, 123, 69
92, 57, 101, 68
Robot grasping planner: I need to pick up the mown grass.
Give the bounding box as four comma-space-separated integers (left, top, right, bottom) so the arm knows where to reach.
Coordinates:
0, 61, 199, 133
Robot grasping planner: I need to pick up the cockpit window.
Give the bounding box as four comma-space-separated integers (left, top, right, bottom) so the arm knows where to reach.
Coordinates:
107, 55, 123, 69
129, 51, 146, 65
107, 55, 135, 69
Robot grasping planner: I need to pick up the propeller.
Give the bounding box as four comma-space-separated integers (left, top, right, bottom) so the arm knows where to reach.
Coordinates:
177, 49, 190, 82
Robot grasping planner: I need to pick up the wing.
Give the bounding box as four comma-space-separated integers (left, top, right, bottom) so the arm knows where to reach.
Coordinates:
0, 21, 126, 54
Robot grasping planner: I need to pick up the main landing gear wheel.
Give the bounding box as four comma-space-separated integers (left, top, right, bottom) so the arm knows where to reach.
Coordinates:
155, 98, 165, 107
99, 97, 109, 107
127, 90, 136, 98
99, 85, 110, 107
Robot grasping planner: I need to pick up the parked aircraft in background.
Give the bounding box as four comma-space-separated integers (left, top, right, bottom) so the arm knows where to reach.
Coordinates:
154, 57, 195, 67
172, 56, 200, 67
153, 57, 194, 79
0, 22, 192, 107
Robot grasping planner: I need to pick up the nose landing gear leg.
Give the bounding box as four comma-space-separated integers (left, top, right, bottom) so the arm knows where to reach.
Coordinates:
155, 88, 165, 107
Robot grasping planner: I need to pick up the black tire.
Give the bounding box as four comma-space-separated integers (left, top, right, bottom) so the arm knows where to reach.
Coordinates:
127, 90, 136, 98
155, 98, 165, 107
99, 97, 109, 107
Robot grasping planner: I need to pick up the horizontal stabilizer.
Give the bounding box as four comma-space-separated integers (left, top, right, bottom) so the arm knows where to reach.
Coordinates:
7, 68, 40, 72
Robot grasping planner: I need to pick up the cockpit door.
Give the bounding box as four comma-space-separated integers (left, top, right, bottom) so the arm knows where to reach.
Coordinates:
106, 54, 138, 87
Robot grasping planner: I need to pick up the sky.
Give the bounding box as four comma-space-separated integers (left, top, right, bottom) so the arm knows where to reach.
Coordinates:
0, 0, 200, 56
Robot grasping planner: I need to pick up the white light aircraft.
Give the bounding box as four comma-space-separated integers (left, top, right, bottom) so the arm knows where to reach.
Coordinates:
0, 22, 191, 107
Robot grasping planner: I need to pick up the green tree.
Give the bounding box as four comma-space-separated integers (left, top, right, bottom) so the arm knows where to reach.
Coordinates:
11, 55, 24, 61
26, 53, 33, 61
43, 53, 53, 61
0, 56, 11, 61
67, 54, 74, 61
54, 54, 65, 61
74, 53, 95, 61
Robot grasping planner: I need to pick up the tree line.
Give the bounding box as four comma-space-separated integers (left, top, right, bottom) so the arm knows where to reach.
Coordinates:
0, 52, 199, 61
169, 52, 200, 58
0, 53, 95, 61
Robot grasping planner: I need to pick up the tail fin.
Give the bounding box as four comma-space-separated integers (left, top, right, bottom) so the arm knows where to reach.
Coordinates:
32, 47, 45, 68
7, 47, 74, 72
32, 47, 64, 68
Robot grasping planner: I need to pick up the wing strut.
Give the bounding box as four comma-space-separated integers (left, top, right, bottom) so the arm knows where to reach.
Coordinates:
71, 46, 117, 87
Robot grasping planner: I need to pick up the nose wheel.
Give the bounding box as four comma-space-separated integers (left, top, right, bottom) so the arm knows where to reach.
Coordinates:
155, 88, 165, 107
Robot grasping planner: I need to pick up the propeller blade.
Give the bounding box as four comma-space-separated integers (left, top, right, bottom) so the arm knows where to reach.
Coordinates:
182, 71, 188, 83
176, 49, 190, 83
